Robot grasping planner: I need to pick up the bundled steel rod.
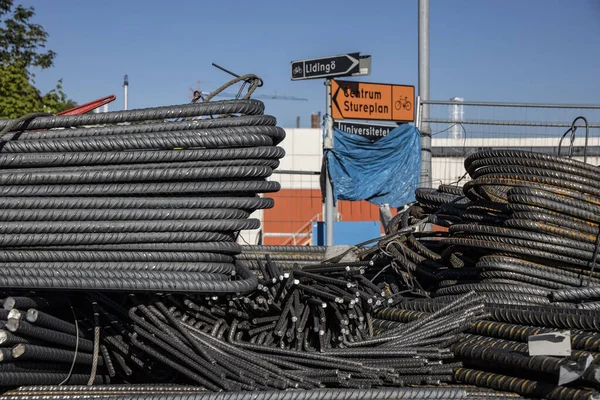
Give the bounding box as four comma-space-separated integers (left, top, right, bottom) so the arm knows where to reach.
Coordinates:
116, 268, 482, 389
0, 387, 474, 400
1, 114, 600, 400
371, 148, 600, 396
455, 368, 596, 400
408, 150, 600, 303
0, 296, 111, 386
237, 245, 327, 272
0, 99, 287, 293
0, 260, 481, 389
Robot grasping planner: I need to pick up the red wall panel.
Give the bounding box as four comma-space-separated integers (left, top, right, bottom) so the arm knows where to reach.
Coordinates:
262, 189, 384, 245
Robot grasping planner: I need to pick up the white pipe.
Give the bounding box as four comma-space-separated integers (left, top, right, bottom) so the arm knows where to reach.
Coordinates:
123, 74, 129, 111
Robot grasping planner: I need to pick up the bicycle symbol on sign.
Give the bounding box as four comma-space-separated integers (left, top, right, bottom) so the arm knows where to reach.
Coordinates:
395, 96, 412, 112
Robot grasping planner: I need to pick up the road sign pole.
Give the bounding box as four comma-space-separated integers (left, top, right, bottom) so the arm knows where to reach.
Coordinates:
290, 52, 374, 246
324, 79, 335, 246
419, 0, 432, 188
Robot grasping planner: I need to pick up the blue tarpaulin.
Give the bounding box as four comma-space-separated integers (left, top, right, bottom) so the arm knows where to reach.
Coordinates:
325, 124, 421, 208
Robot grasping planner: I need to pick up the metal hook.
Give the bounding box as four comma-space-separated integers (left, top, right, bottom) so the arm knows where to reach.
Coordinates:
558, 116, 590, 162
572, 116, 590, 164
557, 124, 576, 159
558, 116, 590, 163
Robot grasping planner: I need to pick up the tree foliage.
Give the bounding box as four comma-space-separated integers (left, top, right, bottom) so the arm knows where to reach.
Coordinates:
0, 0, 76, 119
0, 62, 42, 118
42, 80, 78, 113
0, 0, 55, 69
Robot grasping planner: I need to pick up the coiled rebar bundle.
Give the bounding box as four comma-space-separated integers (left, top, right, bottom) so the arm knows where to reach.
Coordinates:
0, 100, 285, 293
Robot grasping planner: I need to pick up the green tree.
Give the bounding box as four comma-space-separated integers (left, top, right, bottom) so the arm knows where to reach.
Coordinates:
0, 0, 76, 118
42, 79, 78, 113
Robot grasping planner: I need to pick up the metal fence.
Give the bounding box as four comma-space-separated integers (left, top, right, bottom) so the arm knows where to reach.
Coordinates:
416, 99, 600, 188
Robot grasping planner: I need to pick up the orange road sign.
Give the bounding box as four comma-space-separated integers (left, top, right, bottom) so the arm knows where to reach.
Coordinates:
331, 80, 415, 122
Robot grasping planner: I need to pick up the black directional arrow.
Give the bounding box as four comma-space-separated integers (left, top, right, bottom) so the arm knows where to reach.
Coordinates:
332, 83, 344, 117
291, 53, 361, 80
331, 80, 361, 119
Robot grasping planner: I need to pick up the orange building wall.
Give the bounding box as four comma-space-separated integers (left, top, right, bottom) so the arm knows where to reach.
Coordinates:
263, 189, 386, 245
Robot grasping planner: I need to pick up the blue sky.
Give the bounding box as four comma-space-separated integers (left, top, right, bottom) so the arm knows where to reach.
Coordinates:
22, 0, 600, 128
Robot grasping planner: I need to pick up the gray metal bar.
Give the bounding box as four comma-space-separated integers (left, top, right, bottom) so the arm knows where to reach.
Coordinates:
324, 79, 334, 246
272, 170, 321, 175
418, 0, 432, 188
421, 100, 600, 109
424, 119, 600, 129
416, 95, 422, 129
431, 146, 600, 157
212, 63, 241, 78
263, 233, 311, 238
123, 75, 129, 111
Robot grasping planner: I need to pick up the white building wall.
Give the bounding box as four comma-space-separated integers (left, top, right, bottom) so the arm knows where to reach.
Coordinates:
237, 128, 323, 245
272, 128, 323, 190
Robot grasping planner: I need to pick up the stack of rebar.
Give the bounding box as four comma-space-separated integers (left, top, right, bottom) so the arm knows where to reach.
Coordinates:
0, 100, 286, 293
119, 263, 483, 389
381, 149, 600, 398
236, 245, 327, 272
0, 289, 484, 390
0, 295, 111, 386
2, 102, 600, 400
371, 300, 593, 398
404, 150, 600, 307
